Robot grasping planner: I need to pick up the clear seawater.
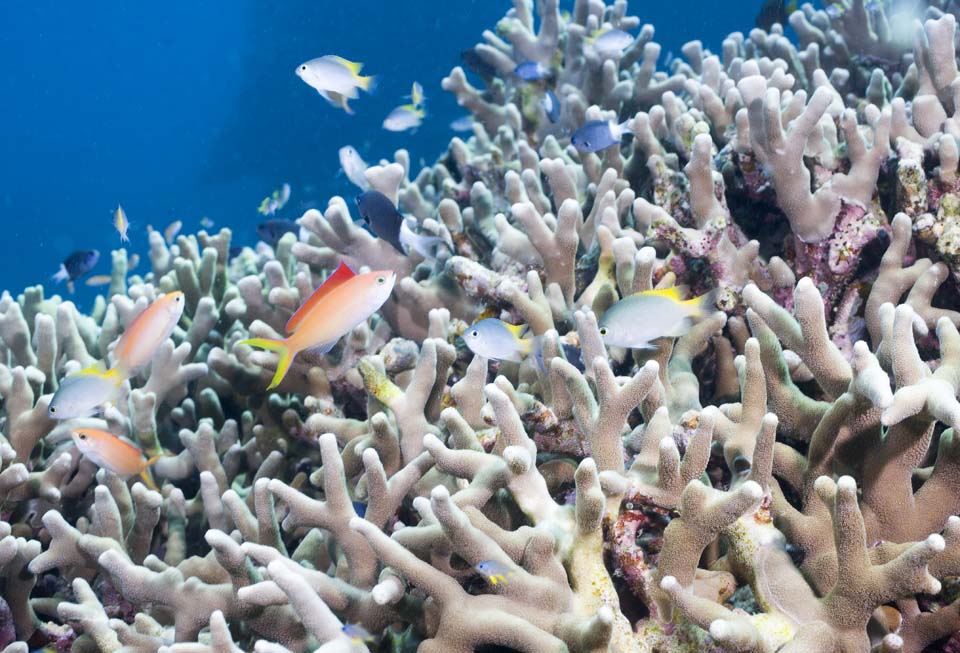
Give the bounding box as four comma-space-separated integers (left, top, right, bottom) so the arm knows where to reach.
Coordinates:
0, 0, 756, 304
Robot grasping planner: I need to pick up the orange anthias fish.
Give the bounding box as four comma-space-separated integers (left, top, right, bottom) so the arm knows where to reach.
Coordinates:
240, 262, 396, 390
112, 291, 185, 374
71, 428, 168, 490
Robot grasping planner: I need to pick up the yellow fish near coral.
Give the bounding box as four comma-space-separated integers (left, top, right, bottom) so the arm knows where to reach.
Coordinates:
240, 262, 396, 390
70, 428, 169, 490
113, 204, 130, 242
463, 318, 534, 362
475, 560, 513, 586
598, 287, 717, 349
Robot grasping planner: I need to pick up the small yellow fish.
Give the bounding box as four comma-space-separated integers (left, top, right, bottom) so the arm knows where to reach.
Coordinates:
475, 560, 513, 586
164, 220, 183, 245
408, 81, 425, 107
598, 287, 717, 349
85, 275, 113, 287
113, 205, 130, 242
71, 428, 169, 490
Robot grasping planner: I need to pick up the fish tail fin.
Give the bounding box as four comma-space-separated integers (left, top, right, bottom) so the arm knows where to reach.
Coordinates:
139, 468, 160, 491
51, 265, 68, 283
239, 338, 296, 390
358, 74, 377, 93
684, 288, 719, 319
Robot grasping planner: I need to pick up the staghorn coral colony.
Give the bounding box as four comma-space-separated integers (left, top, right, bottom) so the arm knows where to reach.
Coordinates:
9, 0, 960, 651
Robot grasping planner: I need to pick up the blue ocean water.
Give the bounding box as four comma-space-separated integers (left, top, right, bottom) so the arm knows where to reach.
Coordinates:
0, 1, 756, 304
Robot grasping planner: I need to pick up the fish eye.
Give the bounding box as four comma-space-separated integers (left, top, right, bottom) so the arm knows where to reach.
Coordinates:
49, 406, 56, 414
300, 65, 307, 71
376, 276, 386, 285
599, 327, 608, 336
78, 433, 87, 440
470, 330, 479, 338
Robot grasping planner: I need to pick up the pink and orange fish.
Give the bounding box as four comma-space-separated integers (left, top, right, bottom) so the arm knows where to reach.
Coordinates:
112, 291, 185, 374
240, 262, 395, 389
71, 428, 169, 490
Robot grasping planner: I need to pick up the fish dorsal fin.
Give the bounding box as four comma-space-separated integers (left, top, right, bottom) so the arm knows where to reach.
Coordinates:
503, 322, 529, 339
585, 28, 606, 44
634, 286, 688, 302
285, 261, 357, 333
74, 363, 119, 379
328, 55, 363, 76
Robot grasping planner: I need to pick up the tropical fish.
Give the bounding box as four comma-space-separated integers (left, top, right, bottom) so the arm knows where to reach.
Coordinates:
200, 217, 215, 229
113, 205, 130, 242
598, 287, 717, 349
460, 48, 497, 82
756, 0, 799, 29
449, 115, 474, 132
338, 145, 370, 190
514, 61, 550, 81
296, 56, 376, 114
571, 119, 631, 153
399, 217, 449, 261
355, 190, 405, 253
48, 366, 124, 419
586, 29, 634, 57
258, 183, 292, 216
463, 319, 534, 362
341, 623, 374, 645
824, 2, 845, 19
257, 219, 298, 247
85, 275, 112, 287
52, 250, 100, 294
239, 262, 396, 389
164, 220, 183, 245
352, 501, 368, 518
383, 103, 425, 132
129, 253, 140, 270
532, 341, 585, 374
475, 560, 513, 586
70, 428, 168, 490
540, 88, 561, 123
407, 81, 425, 107
112, 291, 185, 374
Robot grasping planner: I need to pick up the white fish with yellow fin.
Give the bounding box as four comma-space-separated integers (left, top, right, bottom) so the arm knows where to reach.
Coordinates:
598, 287, 717, 349
164, 220, 183, 245
113, 205, 130, 242
463, 318, 536, 362
383, 103, 425, 132
48, 366, 124, 419
296, 55, 376, 114
475, 560, 514, 586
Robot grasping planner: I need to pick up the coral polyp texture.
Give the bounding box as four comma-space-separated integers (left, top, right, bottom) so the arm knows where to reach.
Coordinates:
8, 1, 960, 652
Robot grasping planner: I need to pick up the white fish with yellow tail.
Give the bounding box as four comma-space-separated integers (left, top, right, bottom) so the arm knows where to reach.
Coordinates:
113, 205, 130, 242
239, 262, 396, 390
463, 318, 536, 362
111, 291, 185, 374
70, 428, 169, 490
598, 287, 717, 349
164, 220, 183, 245
296, 55, 376, 114
48, 366, 124, 419
383, 103, 425, 132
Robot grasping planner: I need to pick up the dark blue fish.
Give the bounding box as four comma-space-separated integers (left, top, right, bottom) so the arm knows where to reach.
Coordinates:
756, 0, 797, 30
352, 501, 368, 517
52, 249, 100, 283
562, 343, 585, 372
514, 61, 549, 81
256, 219, 298, 247
355, 190, 404, 253
571, 119, 630, 153
228, 246, 244, 259
540, 89, 561, 123
460, 48, 497, 82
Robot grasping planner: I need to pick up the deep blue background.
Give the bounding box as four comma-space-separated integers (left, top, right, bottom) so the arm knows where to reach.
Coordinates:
0, 1, 757, 305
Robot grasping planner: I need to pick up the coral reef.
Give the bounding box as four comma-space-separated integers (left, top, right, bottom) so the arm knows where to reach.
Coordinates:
7, 1, 960, 652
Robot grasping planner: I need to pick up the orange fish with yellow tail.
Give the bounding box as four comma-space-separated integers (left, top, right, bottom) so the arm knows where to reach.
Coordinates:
70, 428, 170, 490
112, 291, 185, 374
239, 262, 396, 390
